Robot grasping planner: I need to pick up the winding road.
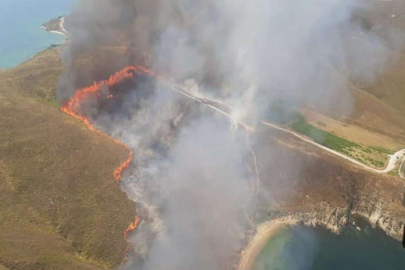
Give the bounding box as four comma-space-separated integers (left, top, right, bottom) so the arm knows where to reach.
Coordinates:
167, 83, 405, 177
260, 121, 405, 174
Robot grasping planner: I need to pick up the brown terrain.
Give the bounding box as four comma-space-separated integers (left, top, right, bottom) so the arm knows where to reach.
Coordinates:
2, 1, 405, 268
298, 0, 405, 142
249, 124, 405, 241
0, 48, 135, 269
245, 3, 405, 235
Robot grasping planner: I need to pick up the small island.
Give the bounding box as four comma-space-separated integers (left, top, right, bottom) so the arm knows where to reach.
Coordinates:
42, 16, 68, 37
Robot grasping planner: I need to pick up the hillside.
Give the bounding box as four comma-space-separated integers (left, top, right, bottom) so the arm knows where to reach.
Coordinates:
338, 0, 405, 136
1, 1, 405, 267
249, 124, 405, 243
0, 47, 135, 269
279, 0, 405, 173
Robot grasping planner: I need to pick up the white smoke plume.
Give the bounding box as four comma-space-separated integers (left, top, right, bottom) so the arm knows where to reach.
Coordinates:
59, 0, 402, 269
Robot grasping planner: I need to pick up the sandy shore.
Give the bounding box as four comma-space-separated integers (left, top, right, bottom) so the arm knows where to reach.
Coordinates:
49, 30, 67, 37
238, 218, 298, 270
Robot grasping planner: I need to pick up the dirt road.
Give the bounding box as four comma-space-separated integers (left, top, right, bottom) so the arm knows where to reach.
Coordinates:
260, 121, 405, 175
169, 84, 405, 177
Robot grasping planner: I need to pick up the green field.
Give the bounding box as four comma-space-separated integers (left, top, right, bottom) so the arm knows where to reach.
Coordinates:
290, 119, 388, 169
290, 119, 359, 154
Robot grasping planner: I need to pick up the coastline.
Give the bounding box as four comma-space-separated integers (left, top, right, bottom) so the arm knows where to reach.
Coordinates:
238, 218, 298, 270
43, 16, 68, 38
49, 30, 67, 37
237, 204, 405, 270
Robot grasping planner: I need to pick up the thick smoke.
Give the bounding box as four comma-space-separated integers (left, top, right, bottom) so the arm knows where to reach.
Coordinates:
141, 120, 250, 270
59, 0, 401, 269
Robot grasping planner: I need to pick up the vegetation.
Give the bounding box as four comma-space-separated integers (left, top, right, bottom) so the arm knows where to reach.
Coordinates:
291, 119, 359, 154
290, 119, 389, 169
0, 48, 135, 269
388, 170, 399, 177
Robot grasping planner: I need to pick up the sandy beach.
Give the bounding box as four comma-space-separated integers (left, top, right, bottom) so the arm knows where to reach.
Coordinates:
238, 218, 298, 270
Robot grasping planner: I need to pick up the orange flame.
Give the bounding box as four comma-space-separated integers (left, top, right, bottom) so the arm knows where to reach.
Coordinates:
120, 255, 129, 269
119, 244, 132, 269
61, 66, 151, 268
124, 216, 141, 239
120, 216, 141, 269
61, 65, 154, 181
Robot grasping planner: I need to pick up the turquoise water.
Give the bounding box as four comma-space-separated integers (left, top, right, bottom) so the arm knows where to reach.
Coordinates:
253, 221, 405, 270
0, 0, 76, 69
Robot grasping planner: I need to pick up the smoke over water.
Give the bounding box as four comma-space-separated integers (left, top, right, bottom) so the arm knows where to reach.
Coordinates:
59, 0, 402, 269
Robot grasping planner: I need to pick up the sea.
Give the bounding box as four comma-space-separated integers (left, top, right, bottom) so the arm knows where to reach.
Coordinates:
253, 220, 405, 270
0, 0, 77, 69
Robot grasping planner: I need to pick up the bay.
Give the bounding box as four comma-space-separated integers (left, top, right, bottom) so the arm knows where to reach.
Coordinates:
253, 221, 405, 270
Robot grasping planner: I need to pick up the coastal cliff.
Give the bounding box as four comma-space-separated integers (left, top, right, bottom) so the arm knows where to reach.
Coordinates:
277, 198, 405, 241
239, 196, 405, 270
237, 128, 405, 270
250, 127, 405, 241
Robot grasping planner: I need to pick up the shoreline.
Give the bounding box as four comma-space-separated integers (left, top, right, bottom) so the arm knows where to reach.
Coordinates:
50, 17, 67, 37
43, 16, 68, 38
238, 218, 298, 270
237, 211, 405, 270
49, 30, 67, 37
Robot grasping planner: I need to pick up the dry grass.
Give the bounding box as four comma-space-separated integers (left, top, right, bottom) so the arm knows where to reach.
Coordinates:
348, 0, 405, 136
363, 52, 405, 115
302, 109, 404, 152
290, 118, 389, 169
359, 0, 405, 115
0, 47, 135, 269
306, 0, 405, 140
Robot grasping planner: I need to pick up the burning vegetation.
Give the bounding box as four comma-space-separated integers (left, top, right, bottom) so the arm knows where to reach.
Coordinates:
55, 0, 405, 269
60, 65, 155, 181
60, 66, 156, 265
